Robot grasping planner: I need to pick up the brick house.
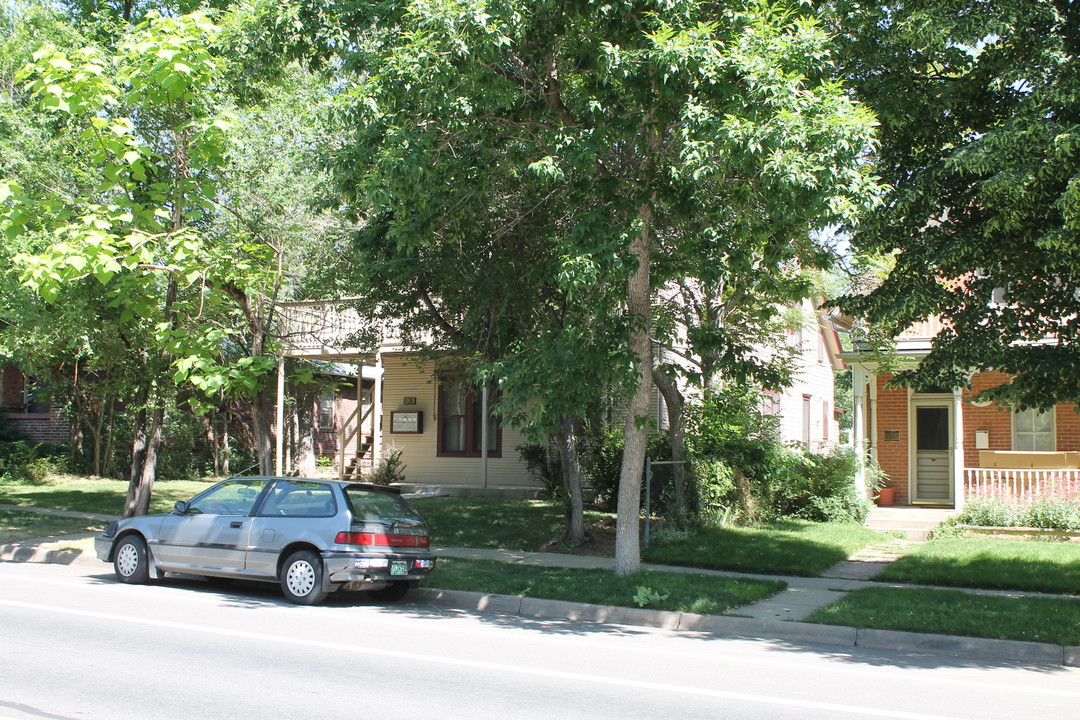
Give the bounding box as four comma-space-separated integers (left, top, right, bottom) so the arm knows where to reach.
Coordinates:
842, 319, 1080, 509
1, 365, 71, 444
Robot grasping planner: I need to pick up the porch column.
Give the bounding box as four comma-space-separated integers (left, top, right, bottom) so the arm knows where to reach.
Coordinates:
952, 387, 965, 511
480, 383, 489, 489
355, 368, 363, 461
372, 351, 383, 467
851, 364, 867, 495
275, 355, 286, 476
868, 370, 879, 467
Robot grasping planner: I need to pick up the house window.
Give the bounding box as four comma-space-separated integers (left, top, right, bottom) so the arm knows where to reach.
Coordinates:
438, 378, 501, 457
1013, 408, 1054, 451
19, 376, 51, 414
318, 393, 335, 428
802, 394, 812, 446
761, 390, 781, 417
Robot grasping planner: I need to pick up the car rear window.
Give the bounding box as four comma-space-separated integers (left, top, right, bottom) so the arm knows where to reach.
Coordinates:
344, 487, 424, 525
259, 480, 337, 518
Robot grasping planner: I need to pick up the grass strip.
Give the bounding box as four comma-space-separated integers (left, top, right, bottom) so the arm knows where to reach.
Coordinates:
427, 556, 786, 615
643, 520, 890, 577
0, 508, 105, 544
0, 475, 217, 516
806, 586, 1080, 646
876, 537, 1080, 595
411, 496, 614, 552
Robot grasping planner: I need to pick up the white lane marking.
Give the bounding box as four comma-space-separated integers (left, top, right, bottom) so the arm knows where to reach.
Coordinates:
0, 598, 986, 720
2, 572, 1078, 700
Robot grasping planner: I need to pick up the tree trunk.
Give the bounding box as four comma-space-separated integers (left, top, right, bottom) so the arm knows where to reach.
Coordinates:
652, 368, 689, 525
101, 400, 115, 478
557, 414, 585, 546
220, 418, 231, 477
123, 398, 164, 518
615, 208, 654, 577
295, 387, 317, 477
251, 390, 274, 475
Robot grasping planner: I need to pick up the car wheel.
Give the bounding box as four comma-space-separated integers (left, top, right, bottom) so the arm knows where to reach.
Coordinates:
113, 535, 151, 584
280, 550, 328, 605
369, 582, 411, 602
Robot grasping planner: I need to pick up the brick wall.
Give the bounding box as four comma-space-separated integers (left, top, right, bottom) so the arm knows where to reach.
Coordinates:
2, 366, 24, 409
875, 373, 910, 499
1, 365, 71, 444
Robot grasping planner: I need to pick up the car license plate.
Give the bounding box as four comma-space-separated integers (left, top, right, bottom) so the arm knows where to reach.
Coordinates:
390, 560, 408, 576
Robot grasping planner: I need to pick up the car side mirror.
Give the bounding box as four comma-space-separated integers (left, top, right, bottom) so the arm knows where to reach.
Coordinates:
174, 501, 189, 515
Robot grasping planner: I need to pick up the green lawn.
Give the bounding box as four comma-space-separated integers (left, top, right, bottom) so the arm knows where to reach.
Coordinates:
876, 537, 1080, 595
428, 556, 786, 615
642, 520, 890, 577
0, 508, 105, 544
0, 474, 216, 516
806, 586, 1080, 646
410, 496, 615, 552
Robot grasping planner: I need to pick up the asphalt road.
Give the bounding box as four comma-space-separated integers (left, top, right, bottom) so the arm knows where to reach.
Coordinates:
1, 561, 1077, 720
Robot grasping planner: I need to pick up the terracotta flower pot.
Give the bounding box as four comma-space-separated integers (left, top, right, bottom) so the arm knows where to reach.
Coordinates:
877, 487, 896, 506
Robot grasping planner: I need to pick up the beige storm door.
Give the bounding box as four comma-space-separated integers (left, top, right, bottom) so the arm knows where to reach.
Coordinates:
913, 404, 953, 504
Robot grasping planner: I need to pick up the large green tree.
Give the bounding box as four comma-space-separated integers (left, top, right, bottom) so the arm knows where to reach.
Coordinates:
834, 0, 1080, 408
252, 0, 880, 574
3, 10, 316, 512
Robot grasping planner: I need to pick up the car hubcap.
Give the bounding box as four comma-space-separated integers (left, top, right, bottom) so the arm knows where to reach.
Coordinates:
286, 560, 316, 596
116, 544, 139, 577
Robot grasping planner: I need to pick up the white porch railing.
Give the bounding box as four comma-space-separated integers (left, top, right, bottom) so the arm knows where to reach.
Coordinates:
964, 467, 1080, 500
276, 299, 371, 353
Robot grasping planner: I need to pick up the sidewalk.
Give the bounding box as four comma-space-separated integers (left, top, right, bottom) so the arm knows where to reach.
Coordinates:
2, 504, 1078, 666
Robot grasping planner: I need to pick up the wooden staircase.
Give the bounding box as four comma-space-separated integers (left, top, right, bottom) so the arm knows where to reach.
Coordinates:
340, 435, 375, 479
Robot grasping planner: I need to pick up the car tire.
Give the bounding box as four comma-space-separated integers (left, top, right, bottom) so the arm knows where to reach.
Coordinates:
113, 535, 151, 584
280, 550, 328, 605
369, 581, 411, 602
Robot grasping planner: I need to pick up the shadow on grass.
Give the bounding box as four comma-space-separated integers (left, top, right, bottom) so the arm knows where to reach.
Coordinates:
411, 496, 612, 552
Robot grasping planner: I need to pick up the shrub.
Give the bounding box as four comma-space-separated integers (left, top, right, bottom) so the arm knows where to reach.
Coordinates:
685, 391, 869, 525
367, 447, 407, 486
518, 441, 564, 500
688, 457, 737, 526
0, 440, 64, 485
772, 447, 873, 524
960, 482, 1080, 531
0, 414, 28, 443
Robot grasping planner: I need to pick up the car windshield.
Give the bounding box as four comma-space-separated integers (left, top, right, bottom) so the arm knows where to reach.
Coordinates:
344, 487, 424, 527
187, 479, 268, 516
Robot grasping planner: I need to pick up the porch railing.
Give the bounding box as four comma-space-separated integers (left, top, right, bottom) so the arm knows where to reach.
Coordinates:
963, 467, 1080, 500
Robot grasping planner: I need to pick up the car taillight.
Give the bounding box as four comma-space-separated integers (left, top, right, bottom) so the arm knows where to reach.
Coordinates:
335, 532, 430, 548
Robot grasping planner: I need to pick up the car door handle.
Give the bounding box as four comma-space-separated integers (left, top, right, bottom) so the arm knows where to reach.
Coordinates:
230, 521, 243, 529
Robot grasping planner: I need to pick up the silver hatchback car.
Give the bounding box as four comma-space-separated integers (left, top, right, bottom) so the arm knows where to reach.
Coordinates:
95, 477, 436, 605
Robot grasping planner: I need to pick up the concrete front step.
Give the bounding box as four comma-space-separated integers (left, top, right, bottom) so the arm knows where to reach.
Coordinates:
864, 507, 957, 540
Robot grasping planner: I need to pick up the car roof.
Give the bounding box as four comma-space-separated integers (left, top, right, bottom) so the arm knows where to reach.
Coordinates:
229, 476, 402, 494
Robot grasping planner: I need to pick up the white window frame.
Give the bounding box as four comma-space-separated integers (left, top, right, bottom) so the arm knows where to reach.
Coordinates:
1012, 407, 1055, 452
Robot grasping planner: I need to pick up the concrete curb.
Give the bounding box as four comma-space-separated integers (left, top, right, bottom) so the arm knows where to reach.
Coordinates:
0, 543, 88, 565
408, 587, 1080, 667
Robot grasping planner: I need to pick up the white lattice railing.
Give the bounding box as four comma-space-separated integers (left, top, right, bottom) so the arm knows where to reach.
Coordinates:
964, 467, 1080, 500
276, 299, 371, 352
